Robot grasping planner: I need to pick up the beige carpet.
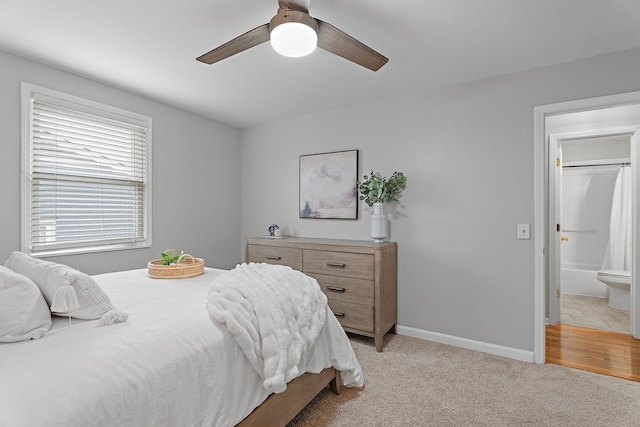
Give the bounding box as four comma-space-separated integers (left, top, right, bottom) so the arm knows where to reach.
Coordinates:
288, 334, 640, 427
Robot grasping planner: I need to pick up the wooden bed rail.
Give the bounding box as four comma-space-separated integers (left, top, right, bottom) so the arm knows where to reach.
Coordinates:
237, 367, 341, 427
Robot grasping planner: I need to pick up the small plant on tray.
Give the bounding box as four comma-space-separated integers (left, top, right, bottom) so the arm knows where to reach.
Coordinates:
160, 249, 186, 265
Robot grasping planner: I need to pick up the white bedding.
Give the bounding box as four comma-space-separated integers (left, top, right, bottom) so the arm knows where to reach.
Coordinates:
0, 267, 363, 427
208, 263, 330, 393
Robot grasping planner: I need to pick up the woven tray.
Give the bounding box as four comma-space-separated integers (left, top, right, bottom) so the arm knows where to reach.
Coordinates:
148, 255, 205, 279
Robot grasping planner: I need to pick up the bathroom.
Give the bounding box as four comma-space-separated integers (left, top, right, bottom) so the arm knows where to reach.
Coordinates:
560, 134, 632, 334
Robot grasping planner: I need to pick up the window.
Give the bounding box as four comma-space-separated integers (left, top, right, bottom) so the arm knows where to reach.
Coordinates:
21, 83, 152, 256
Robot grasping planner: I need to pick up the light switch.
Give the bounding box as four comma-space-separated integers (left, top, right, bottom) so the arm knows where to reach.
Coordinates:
518, 224, 530, 240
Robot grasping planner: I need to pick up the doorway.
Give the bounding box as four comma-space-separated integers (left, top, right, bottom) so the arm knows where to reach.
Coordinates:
550, 133, 632, 334
533, 92, 640, 364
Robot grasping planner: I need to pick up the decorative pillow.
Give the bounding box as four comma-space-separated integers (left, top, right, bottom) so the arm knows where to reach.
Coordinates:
4, 251, 115, 320
0, 265, 52, 342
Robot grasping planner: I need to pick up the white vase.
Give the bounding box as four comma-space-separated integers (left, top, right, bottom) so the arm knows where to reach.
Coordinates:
370, 202, 389, 243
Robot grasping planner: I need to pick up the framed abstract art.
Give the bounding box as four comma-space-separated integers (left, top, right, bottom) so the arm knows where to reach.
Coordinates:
299, 149, 358, 219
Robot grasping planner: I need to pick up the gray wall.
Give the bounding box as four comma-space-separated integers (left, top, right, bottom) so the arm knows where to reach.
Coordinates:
240, 47, 640, 353
0, 50, 242, 274
4, 43, 640, 354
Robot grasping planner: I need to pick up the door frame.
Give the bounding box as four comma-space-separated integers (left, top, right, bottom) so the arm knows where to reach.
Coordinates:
547, 135, 561, 326
534, 91, 640, 364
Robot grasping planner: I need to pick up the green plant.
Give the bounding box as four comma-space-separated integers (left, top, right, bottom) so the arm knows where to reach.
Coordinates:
358, 170, 407, 207
160, 249, 185, 265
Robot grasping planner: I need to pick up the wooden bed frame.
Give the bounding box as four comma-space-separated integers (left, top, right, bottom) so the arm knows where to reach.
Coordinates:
237, 368, 341, 426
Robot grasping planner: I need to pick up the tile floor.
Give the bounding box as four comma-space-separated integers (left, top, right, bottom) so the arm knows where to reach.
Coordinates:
561, 293, 630, 334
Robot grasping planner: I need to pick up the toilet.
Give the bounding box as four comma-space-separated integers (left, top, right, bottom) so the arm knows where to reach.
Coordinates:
596, 270, 631, 311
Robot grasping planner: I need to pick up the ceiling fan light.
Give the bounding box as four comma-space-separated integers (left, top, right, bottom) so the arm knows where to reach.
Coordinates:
270, 22, 317, 58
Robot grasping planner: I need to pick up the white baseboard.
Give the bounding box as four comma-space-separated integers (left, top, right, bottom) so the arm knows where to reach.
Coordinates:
396, 325, 535, 363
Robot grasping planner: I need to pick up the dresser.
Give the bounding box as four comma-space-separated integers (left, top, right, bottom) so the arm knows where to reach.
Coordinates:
246, 237, 397, 352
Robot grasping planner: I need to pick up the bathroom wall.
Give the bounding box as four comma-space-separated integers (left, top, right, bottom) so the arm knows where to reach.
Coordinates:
561, 165, 618, 270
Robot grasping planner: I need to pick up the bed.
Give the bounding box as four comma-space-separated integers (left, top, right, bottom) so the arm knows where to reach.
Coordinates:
0, 265, 363, 427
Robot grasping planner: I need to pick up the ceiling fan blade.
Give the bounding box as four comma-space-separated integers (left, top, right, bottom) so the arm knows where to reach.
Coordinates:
316, 20, 388, 72
278, 0, 309, 13
196, 23, 270, 65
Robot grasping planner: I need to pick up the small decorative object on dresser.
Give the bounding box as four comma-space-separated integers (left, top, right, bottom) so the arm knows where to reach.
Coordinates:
358, 170, 407, 243
262, 224, 290, 239
268, 224, 280, 236
246, 236, 397, 352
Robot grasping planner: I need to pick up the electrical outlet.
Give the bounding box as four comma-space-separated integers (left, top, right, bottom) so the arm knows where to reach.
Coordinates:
517, 224, 530, 240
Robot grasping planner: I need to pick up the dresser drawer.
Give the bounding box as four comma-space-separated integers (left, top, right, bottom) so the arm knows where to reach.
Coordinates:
246, 245, 302, 270
303, 250, 374, 280
327, 300, 374, 333
246, 236, 397, 352
308, 273, 374, 307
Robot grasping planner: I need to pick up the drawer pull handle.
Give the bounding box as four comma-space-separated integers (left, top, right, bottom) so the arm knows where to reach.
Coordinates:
266, 255, 282, 260
326, 262, 346, 268
326, 286, 346, 293
333, 312, 345, 317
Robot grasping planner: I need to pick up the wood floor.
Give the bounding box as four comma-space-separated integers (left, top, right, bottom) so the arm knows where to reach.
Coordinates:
546, 323, 640, 382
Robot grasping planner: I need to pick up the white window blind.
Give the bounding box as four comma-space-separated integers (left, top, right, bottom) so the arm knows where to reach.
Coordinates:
22, 84, 152, 255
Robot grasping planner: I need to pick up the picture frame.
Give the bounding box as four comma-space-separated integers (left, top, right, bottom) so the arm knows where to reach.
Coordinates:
299, 149, 359, 219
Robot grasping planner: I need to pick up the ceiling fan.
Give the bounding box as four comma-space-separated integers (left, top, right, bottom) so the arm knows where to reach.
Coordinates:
196, 0, 388, 72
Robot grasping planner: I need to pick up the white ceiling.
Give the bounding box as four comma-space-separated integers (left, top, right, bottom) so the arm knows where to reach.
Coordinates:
1, 0, 640, 128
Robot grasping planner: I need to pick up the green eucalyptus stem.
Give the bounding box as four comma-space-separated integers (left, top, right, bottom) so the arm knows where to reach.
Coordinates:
357, 170, 407, 207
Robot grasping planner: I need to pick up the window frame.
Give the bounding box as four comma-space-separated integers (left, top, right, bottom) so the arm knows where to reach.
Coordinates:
20, 82, 153, 256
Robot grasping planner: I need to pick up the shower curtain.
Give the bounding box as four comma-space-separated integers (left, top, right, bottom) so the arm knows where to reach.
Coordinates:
601, 166, 633, 271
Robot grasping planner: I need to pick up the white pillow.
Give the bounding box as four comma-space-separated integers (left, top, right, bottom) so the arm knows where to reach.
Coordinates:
0, 265, 52, 342
4, 252, 115, 320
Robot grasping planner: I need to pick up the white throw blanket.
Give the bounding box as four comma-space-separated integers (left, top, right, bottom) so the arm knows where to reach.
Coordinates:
207, 263, 328, 393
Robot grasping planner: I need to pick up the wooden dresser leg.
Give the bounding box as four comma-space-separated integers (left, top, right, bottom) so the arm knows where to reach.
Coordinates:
329, 370, 342, 395
375, 334, 383, 352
